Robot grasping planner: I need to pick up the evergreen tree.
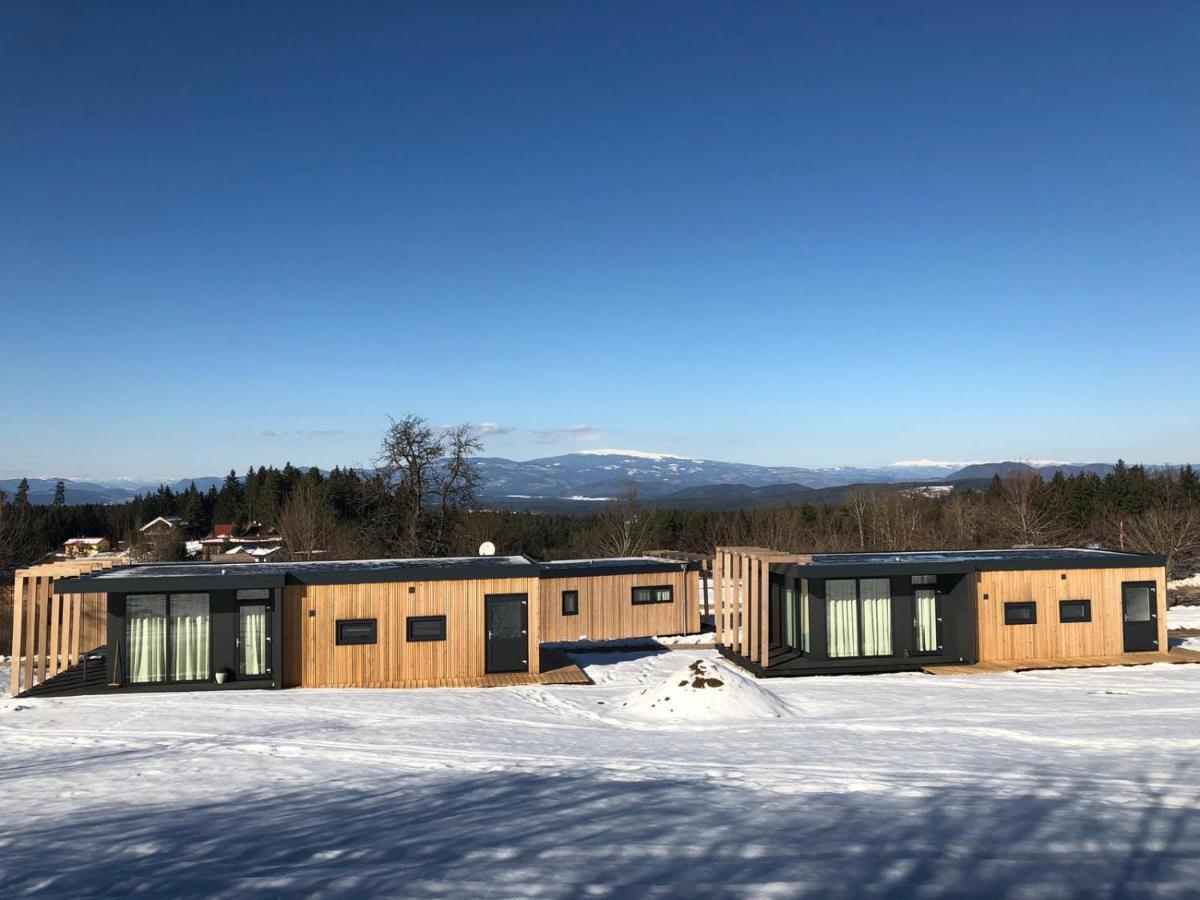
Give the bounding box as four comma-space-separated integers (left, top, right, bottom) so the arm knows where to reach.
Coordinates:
52, 481, 66, 507
212, 469, 245, 526
15, 477, 30, 508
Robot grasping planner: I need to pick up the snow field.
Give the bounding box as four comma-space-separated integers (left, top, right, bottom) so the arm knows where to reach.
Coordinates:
2, 650, 1200, 895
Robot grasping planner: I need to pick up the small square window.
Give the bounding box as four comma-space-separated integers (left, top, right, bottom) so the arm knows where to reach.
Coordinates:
406, 616, 447, 642
1004, 602, 1037, 625
562, 590, 579, 616
912, 575, 937, 586
632, 585, 673, 605
336, 619, 377, 645
1059, 599, 1092, 623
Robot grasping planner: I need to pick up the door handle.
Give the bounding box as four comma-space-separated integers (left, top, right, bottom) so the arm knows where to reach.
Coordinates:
487, 630, 493, 640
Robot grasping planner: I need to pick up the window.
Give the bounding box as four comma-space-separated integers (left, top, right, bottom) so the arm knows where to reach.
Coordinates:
826, 578, 893, 658
406, 616, 446, 642
915, 588, 939, 653
912, 574, 937, 586
562, 590, 579, 616
783, 578, 812, 655
1004, 602, 1037, 625
336, 619, 377, 645
1059, 599, 1092, 623
126, 593, 211, 684
632, 585, 673, 605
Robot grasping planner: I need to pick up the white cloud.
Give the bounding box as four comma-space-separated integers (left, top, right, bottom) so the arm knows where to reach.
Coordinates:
536, 424, 608, 445
474, 422, 514, 437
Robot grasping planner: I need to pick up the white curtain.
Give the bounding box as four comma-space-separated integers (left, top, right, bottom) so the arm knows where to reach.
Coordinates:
861, 578, 892, 656
127, 595, 167, 684
170, 594, 211, 681
784, 586, 796, 648
826, 579, 859, 658
916, 588, 938, 653
240, 605, 269, 676
800, 579, 811, 654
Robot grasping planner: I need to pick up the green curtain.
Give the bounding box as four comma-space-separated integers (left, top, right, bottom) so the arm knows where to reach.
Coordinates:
127, 595, 167, 683
170, 594, 211, 681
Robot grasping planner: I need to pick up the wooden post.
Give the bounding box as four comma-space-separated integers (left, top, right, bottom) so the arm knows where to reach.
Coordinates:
47, 587, 62, 679
10, 574, 24, 698
714, 550, 724, 645
746, 554, 758, 662
23, 574, 38, 693
761, 558, 771, 668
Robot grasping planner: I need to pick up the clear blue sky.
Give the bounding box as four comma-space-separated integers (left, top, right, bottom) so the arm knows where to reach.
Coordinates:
2, 2, 1198, 478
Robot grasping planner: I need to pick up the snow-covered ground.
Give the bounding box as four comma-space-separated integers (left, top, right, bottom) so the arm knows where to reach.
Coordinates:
1168, 604, 1200, 631
3, 651, 1200, 896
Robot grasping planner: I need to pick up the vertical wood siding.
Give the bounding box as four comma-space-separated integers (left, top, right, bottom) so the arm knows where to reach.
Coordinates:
975, 566, 1167, 661
537, 569, 698, 643
281, 576, 541, 687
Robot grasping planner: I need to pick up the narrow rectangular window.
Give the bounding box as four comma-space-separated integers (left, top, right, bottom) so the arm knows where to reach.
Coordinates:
1004, 602, 1037, 625
826, 579, 859, 658
632, 585, 673, 605
406, 616, 446, 642
336, 619, 378, 645
784, 585, 797, 649
562, 590, 579, 616
1059, 599, 1092, 623
238, 603, 271, 677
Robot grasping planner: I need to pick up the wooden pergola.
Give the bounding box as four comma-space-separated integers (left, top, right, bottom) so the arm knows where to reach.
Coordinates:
713, 546, 811, 668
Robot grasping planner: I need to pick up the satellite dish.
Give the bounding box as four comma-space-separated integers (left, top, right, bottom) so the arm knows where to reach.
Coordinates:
478, 541, 496, 557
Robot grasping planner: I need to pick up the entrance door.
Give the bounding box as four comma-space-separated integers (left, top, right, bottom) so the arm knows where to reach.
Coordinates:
237, 600, 273, 679
1122, 582, 1159, 652
485, 594, 529, 674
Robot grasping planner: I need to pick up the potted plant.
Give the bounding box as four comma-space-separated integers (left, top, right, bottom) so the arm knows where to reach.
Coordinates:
215, 666, 233, 685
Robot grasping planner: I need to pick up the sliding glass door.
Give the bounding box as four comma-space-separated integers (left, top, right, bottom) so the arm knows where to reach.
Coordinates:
826, 578, 894, 659
127, 595, 167, 684
913, 576, 941, 655
126, 593, 211, 684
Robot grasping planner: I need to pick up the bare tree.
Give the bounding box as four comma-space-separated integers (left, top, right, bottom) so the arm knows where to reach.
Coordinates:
993, 471, 1061, 546
374, 414, 484, 556
278, 479, 339, 561
1121, 502, 1200, 588
594, 485, 656, 557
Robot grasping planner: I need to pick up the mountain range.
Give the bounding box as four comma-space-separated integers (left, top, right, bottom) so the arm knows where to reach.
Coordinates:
0, 452, 1144, 509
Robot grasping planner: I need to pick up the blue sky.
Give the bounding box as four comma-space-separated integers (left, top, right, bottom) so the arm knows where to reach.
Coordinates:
2, 2, 1198, 478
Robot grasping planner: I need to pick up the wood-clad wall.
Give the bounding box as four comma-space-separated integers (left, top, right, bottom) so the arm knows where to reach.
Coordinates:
976, 566, 1167, 662
281, 576, 540, 687
538, 569, 700, 643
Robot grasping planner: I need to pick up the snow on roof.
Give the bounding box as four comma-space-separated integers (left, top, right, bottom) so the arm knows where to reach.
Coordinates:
64, 537, 106, 545
140, 516, 187, 531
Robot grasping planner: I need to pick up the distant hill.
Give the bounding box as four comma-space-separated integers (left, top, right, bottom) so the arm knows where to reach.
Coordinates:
945, 461, 1117, 481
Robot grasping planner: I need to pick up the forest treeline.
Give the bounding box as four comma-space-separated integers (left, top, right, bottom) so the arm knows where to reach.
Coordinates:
2, 416, 1198, 587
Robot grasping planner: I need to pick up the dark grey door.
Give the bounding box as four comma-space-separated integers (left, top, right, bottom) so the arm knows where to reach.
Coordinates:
485, 594, 528, 674
1122, 582, 1159, 652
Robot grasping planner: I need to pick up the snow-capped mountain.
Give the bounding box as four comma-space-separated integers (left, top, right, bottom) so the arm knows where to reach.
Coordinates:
474, 451, 986, 501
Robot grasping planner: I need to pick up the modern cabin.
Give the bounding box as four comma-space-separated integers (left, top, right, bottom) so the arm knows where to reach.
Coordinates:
538, 557, 702, 643
30, 554, 703, 696
712, 546, 1170, 676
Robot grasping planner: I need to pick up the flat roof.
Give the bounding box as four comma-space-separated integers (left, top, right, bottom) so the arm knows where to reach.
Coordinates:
55, 555, 540, 593
788, 547, 1164, 574
538, 556, 699, 578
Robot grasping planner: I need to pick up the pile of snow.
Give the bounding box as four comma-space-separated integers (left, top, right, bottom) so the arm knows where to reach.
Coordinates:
615, 658, 789, 723
1169, 573, 1200, 590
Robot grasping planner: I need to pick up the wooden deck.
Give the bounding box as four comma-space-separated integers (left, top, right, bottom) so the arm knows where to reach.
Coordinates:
924, 647, 1200, 676
298, 647, 591, 689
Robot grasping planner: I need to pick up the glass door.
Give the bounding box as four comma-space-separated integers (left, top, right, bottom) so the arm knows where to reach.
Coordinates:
237, 592, 273, 679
